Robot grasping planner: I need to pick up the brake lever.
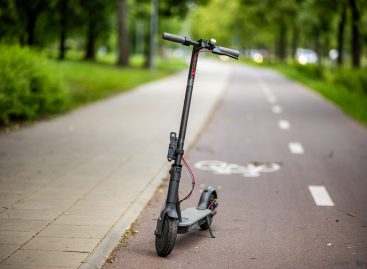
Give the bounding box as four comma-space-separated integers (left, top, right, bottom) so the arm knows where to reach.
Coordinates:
212, 47, 238, 60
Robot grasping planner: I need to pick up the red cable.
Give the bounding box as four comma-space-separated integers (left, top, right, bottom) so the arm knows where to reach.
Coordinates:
207, 199, 217, 209
179, 156, 195, 204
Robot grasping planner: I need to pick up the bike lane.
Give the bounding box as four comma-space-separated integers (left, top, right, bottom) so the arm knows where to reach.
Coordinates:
102, 63, 367, 269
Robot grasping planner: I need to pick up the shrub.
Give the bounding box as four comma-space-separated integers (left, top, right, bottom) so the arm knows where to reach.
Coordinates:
290, 63, 325, 80
329, 68, 367, 95
0, 44, 70, 125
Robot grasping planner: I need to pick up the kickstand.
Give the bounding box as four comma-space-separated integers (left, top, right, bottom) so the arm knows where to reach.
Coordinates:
206, 216, 215, 238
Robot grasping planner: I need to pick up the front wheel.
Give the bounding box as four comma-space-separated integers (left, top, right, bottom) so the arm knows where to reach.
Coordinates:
155, 216, 177, 257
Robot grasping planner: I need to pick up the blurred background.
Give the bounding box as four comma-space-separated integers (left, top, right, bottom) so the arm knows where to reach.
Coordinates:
0, 0, 366, 127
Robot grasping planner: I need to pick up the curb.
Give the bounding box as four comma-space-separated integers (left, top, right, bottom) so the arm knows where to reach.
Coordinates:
78, 61, 233, 269
78, 164, 169, 269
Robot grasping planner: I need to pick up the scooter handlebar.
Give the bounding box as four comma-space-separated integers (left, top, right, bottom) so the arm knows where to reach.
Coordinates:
216, 46, 240, 59
162, 32, 186, 44
162, 32, 240, 59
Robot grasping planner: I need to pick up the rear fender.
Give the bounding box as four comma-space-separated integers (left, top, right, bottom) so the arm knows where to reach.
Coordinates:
197, 186, 217, 210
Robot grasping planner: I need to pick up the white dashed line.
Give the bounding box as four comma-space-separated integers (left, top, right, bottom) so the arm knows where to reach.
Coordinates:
278, 120, 290, 130
258, 80, 279, 104
308, 185, 334, 206
272, 105, 282, 114
258, 80, 272, 94
263, 88, 272, 96
267, 96, 277, 104
288, 142, 304, 154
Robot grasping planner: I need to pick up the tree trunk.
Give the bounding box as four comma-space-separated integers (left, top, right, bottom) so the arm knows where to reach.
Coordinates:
22, 0, 44, 46
291, 24, 299, 59
277, 22, 287, 61
27, 13, 37, 45
349, 0, 361, 68
337, 2, 346, 65
143, 24, 151, 68
85, 22, 96, 60
117, 0, 129, 66
59, 0, 68, 60
315, 36, 322, 65
148, 0, 158, 70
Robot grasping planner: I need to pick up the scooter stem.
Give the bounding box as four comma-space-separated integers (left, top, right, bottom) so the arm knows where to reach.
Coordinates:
175, 45, 201, 165
155, 44, 201, 237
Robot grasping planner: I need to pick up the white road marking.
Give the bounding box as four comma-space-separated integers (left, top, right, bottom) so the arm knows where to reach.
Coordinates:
278, 120, 290, 130
267, 95, 277, 104
195, 160, 281, 178
288, 142, 304, 154
263, 88, 272, 96
308, 185, 335, 206
258, 79, 279, 104
272, 105, 282, 114
258, 80, 272, 94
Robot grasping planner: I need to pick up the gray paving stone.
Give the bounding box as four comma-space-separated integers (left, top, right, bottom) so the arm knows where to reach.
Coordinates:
0, 244, 18, 262
0, 60, 233, 268
0, 219, 48, 233
37, 224, 108, 239
0, 209, 62, 221
22, 236, 100, 253
0, 231, 33, 245
0, 265, 74, 269
53, 214, 120, 227
2, 250, 88, 267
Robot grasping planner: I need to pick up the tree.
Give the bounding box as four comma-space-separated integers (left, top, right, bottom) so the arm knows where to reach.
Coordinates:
117, 0, 129, 66
236, 0, 301, 61
0, 0, 21, 42
79, 0, 114, 60
191, 0, 239, 47
58, 0, 68, 59
14, 0, 49, 46
54, 0, 83, 60
349, 0, 361, 67
337, 0, 347, 65
143, 0, 208, 68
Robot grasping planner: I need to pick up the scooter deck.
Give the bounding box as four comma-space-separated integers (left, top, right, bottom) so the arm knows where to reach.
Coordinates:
177, 207, 212, 233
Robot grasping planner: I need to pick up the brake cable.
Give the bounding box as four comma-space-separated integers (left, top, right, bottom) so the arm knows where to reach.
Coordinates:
179, 156, 195, 204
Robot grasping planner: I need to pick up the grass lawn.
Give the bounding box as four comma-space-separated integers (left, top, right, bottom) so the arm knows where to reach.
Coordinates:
0, 47, 186, 129
57, 56, 186, 106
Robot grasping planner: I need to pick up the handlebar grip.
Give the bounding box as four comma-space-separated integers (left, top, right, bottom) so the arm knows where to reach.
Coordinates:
217, 46, 240, 58
162, 32, 185, 44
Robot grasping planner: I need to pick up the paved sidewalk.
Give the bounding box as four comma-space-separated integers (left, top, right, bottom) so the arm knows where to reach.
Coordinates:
0, 59, 234, 269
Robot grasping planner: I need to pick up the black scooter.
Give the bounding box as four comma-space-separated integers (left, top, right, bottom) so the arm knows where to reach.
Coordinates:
154, 32, 239, 257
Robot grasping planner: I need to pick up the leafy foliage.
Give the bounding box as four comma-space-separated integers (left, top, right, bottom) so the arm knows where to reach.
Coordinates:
0, 45, 70, 125
190, 0, 240, 46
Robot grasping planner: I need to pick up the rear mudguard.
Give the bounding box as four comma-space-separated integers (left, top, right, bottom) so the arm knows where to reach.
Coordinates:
197, 186, 217, 210
154, 202, 178, 237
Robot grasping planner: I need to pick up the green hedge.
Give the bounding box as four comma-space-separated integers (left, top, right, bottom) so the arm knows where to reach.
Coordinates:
329, 68, 367, 95
290, 62, 325, 80
0, 45, 70, 125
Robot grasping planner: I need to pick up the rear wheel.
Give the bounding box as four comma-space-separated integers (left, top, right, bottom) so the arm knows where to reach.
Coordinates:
200, 193, 216, 230
155, 216, 177, 257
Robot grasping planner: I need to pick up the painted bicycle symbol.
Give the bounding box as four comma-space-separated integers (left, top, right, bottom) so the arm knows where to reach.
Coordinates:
195, 160, 281, 178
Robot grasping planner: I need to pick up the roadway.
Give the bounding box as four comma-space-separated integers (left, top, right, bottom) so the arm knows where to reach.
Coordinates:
102, 62, 367, 269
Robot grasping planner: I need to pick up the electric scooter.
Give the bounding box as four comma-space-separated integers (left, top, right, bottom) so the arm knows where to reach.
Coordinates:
154, 32, 239, 257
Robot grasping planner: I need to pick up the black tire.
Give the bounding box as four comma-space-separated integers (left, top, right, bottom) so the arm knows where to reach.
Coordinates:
200, 193, 216, 230
155, 216, 177, 257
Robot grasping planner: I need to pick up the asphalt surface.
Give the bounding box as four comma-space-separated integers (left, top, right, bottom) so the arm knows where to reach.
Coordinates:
102, 63, 367, 269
